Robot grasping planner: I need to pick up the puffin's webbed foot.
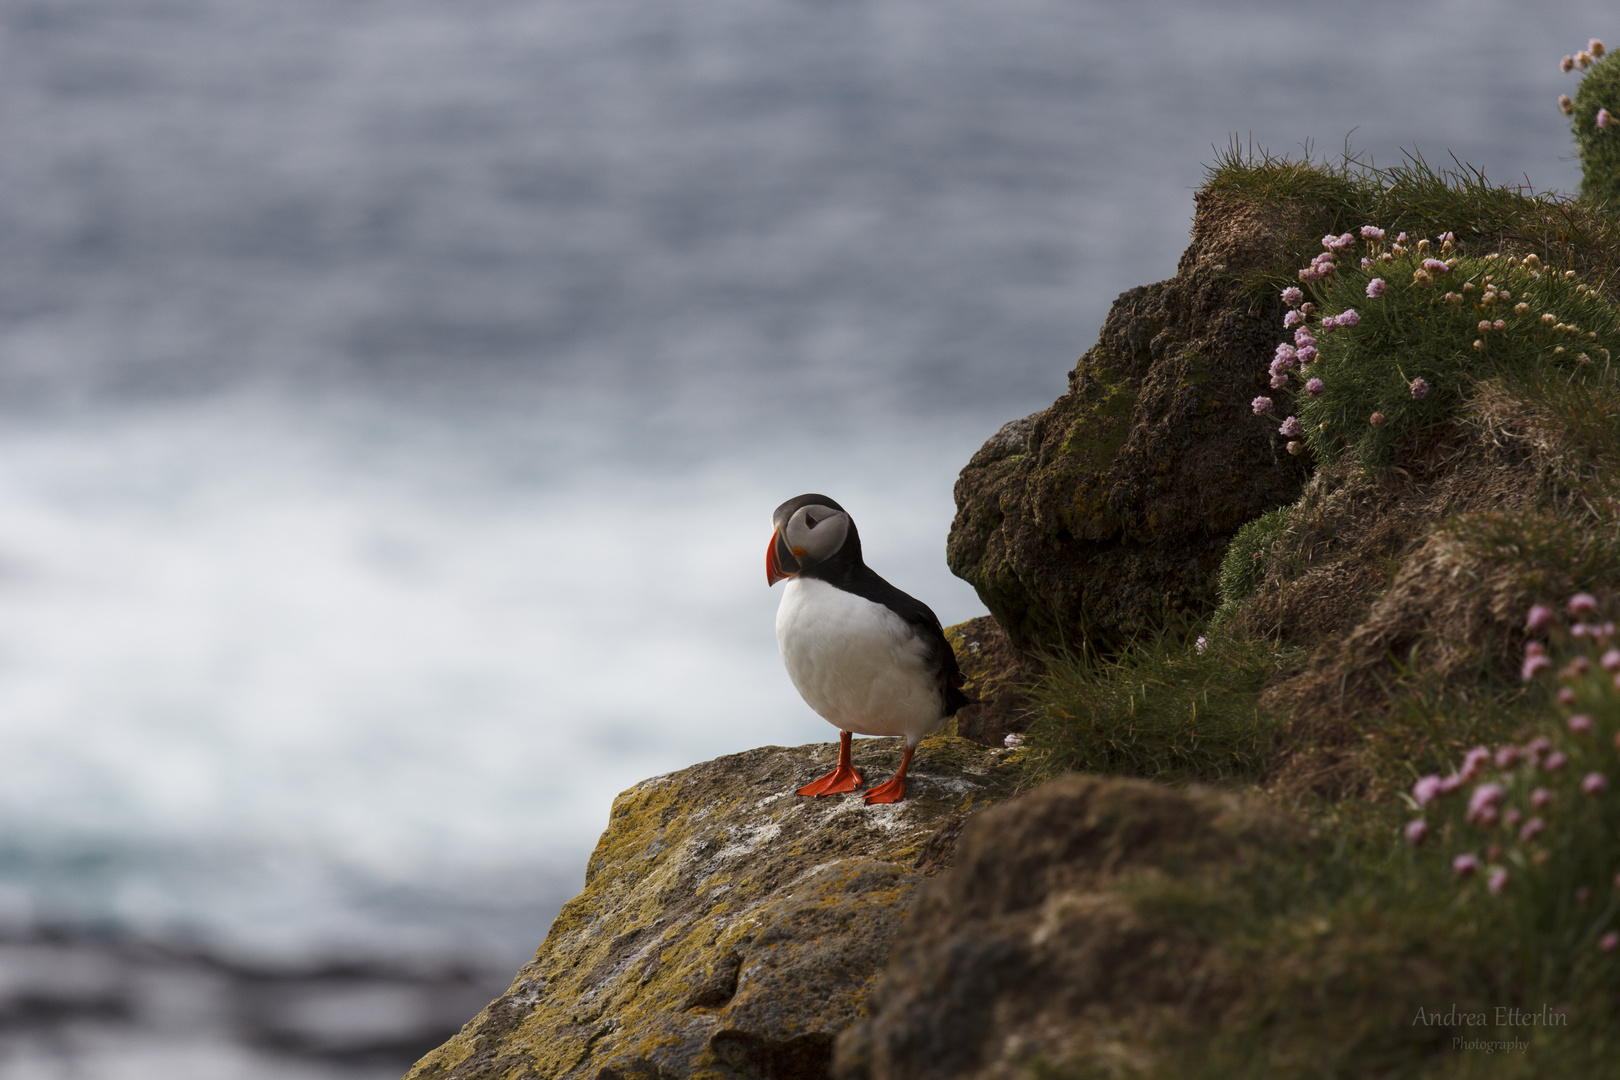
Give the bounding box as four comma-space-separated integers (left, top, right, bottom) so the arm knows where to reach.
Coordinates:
860, 741, 916, 804
860, 775, 906, 804
797, 729, 862, 797
796, 764, 863, 797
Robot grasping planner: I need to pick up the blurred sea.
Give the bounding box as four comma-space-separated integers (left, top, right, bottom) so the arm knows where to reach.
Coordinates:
0, 0, 1609, 1075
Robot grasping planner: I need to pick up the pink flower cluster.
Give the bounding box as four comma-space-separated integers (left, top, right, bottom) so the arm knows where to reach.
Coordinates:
1414, 594, 1620, 938
1299, 251, 1336, 283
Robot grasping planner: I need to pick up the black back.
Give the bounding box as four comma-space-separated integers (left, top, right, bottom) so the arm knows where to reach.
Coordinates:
780, 495, 973, 717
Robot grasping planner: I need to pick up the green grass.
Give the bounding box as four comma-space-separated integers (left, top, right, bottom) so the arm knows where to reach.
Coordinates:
1203, 141, 1620, 305
1214, 505, 1293, 619
1019, 626, 1284, 786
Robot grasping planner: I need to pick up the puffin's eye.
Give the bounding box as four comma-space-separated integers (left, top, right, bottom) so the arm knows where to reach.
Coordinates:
805, 515, 818, 528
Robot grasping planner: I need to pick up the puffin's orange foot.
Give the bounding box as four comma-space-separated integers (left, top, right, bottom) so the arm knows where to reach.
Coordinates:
796, 764, 863, 797
862, 775, 906, 804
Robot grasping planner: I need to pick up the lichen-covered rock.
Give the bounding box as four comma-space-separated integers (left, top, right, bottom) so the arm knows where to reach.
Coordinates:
404, 738, 1021, 1080
947, 192, 1318, 652
942, 617, 1040, 748
833, 774, 1302, 1080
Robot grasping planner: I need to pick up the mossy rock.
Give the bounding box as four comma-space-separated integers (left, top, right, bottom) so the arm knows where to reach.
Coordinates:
947, 191, 1316, 653
833, 774, 1305, 1080
404, 738, 1024, 1080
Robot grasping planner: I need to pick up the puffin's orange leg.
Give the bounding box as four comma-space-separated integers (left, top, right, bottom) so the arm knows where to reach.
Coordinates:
862, 743, 915, 805
797, 730, 863, 796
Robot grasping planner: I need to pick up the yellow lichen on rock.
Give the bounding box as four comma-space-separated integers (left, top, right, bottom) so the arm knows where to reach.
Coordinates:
404, 738, 1021, 1080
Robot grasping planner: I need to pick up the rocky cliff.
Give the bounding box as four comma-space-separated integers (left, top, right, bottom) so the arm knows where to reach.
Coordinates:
402, 738, 1022, 1080
946, 192, 1316, 653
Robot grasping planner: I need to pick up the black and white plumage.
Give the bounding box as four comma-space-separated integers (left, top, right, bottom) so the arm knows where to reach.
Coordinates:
766, 494, 971, 803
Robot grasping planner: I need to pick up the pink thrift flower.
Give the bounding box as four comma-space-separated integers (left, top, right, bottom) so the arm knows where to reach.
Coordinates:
1404, 819, 1428, 845
1422, 258, 1449, 274
1479, 320, 1494, 332
1336, 308, 1360, 328
1561, 94, 1575, 116
1523, 653, 1552, 679
1527, 735, 1551, 757
1396, 232, 1407, 243
1366, 278, 1386, 299
1488, 868, 1509, 895
1571, 715, 1595, 735
1578, 50, 1593, 70
1526, 603, 1555, 631
1460, 747, 1492, 781
1566, 655, 1591, 676
1520, 816, 1545, 841
1294, 328, 1317, 348
1600, 108, 1613, 130
1439, 232, 1455, 244
1503, 807, 1522, 827
1594, 39, 1607, 58
1412, 774, 1443, 805
1296, 345, 1318, 363
1306, 378, 1324, 397
1273, 342, 1297, 365
1360, 225, 1385, 241
1437, 773, 1463, 795
1284, 309, 1305, 329
1361, 257, 1372, 269
1602, 648, 1620, 671
1569, 593, 1598, 616
1493, 319, 1505, 332
1278, 416, 1303, 438
1602, 932, 1620, 953
1300, 302, 1315, 315
1410, 377, 1429, 399
1370, 412, 1386, 427
1270, 373, 1289, 389
1583, 772, 1609, 795
1494, 745, 1519, 768
1453, 853, 1480, 877
1558, 687, 1578, 706
1281, 286, 1304, 306
1545, 750, 1568, 772
1319, 314, 1338, 332
1252, 396, 1273, 415
1562, 55, 1576, 73
1467, 782, 1505, 822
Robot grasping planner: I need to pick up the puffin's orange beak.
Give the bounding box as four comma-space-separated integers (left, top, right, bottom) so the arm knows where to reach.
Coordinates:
767, 529, 801, 586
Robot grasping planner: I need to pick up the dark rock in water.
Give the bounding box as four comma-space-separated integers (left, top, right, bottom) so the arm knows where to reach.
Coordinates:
943, 616, 1041, 748
0, 927, 507, 1078
404, 739, 1022, 1080
833, 774, 1300, 1080
947, 192, 1319, 653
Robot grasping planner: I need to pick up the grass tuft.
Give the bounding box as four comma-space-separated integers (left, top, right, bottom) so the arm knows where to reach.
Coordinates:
1020, 627, 1283, 786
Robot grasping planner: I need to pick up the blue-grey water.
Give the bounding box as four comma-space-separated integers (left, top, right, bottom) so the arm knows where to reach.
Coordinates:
0, 0, 1611, 1074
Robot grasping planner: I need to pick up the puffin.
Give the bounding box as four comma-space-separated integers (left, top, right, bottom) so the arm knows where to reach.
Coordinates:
766, 494, 972, 804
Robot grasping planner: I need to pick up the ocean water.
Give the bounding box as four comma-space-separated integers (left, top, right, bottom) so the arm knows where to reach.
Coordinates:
0, 0, 1611, 1074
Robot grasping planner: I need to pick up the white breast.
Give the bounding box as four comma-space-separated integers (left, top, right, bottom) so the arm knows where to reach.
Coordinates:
775, 577, 945, 743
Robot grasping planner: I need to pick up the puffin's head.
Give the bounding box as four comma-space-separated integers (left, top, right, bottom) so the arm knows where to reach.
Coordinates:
767, 494, 853, 585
